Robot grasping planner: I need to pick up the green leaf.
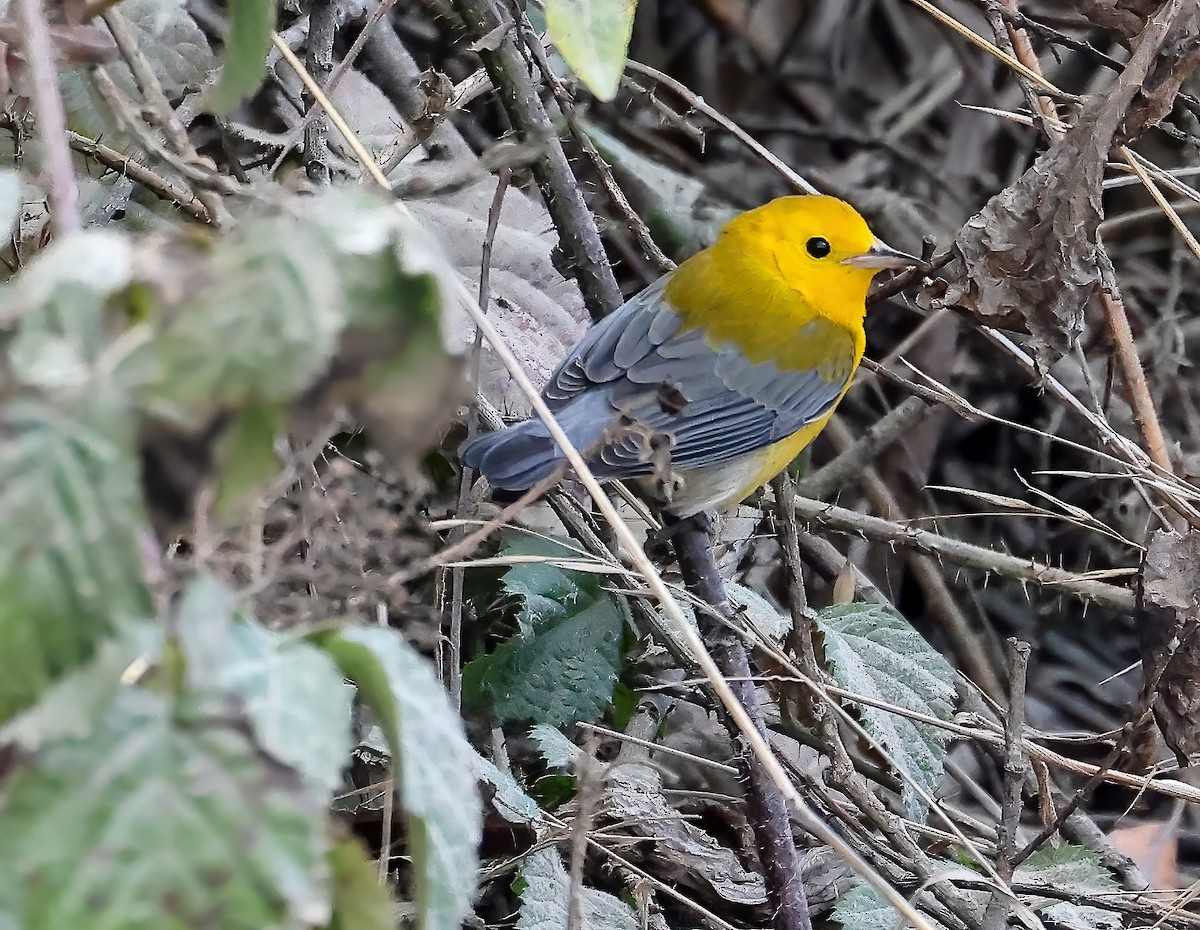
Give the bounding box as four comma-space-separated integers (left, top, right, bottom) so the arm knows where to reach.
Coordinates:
204, 0, 276, 114
463, 535, 627, 725
327, 837, 395, 930
148, 215, 342, 411
529, 724, 581, 770
214, 402, 284, 514
1016, 846, 1121, 929
544, 0, 637, 101
473, 751, 545, 826
0, 391, 150, 722
834, 883, 947, 930
176, 576, 354, 797
814, 602, 956, 819
517, 847, 637, 930
0, 686, 331, 930
318, 627, 481, 930
0, 624, 160, 751
7, 229, 133, 387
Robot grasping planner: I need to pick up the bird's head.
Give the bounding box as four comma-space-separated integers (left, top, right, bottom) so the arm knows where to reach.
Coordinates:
720, 195, 919, 313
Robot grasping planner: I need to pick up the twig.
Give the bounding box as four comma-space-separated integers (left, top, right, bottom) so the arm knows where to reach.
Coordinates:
982, 639, 1030, 930
790, 495, 1135, 610
794, 396, 933, 501
15, 0, 81, 236
449, 0, 623, 321
303, 0, 338, 183
666, 512, 811, 930
566, 732, 600, 930
0, 113, 210, 222
446, 168, 510, 705
513, 13, 674, 274
1098, 229, 1175, 478
624, 59, 819, 195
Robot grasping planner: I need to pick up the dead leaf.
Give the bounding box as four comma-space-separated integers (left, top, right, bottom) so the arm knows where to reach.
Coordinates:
944, 1, 1200, 368
1108, 821, 1179, 891
602, 761, 768, 907
1067, 0, 1161, 42
1137, 529, 1200, 766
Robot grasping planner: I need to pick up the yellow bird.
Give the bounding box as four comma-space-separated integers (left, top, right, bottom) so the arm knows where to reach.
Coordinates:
460, 195, 917, 518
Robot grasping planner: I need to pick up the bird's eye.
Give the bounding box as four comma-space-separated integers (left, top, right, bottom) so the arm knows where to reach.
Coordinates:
806, 237, 831, 258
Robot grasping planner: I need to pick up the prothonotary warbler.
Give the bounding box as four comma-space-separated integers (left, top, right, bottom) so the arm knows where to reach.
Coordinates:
460, 195, 918, 518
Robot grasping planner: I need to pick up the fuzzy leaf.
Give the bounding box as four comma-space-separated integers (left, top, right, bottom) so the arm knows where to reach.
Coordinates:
834, 883, 948, 930
327, 837, 396, 930
517, 847, 637, 930
1016, 846, 1121, 929
815, 602, 956, 819
0, 687, 331, 930
204, 0, 276, 113
318, 627, 481, 930
464, 537, 625, 725
544, 0, 637, 101
529, 724, 581, 769
176, 576, 354, 797
0, 391, 149, 722
148, 215, 343, 410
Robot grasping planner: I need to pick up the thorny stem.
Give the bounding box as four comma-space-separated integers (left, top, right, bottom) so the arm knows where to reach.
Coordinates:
666, 512, 812, 930
16, 0, 82, 236
449, 0, 623, 321
303, 0, 337, 183
981, 639, 1030, 930
791, 494, 1136, 610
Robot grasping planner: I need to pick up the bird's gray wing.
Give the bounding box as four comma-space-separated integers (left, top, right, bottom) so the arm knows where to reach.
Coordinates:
542, 278, 857, 477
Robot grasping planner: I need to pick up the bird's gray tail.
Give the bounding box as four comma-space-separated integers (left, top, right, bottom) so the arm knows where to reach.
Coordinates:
459, 394, 611, 491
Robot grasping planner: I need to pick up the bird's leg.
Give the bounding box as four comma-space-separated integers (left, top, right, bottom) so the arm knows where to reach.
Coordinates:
665, 510, 812, 930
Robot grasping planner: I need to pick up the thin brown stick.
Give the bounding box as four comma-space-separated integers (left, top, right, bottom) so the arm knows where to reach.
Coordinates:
1097, 251, 1175, 475
15, 0, 82, 236
449, 0, 623, 320
982, 639, 1030, 930
666, 512, 812, 930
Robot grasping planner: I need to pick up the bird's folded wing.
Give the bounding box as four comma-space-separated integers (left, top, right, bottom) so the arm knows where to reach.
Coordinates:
541, 278, 857, 475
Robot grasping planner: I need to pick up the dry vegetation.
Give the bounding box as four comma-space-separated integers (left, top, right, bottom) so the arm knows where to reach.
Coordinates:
2, 1, 1200, 929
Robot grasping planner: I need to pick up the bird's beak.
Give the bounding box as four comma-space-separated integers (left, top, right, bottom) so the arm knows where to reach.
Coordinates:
841, 238, 921, 270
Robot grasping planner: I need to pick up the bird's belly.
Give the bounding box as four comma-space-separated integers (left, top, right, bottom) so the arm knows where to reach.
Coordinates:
653, 415, 831, 518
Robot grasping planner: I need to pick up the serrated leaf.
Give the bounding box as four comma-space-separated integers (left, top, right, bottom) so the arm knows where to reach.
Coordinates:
473, 750, 545, 826
0, 687, 331, 930
328, 837, 396, 930
529, 724, 581, 769
318, 627, 481, 930
815, 602, 956, 819
1016, 846, 1121, 929
517, 847, 637, 930
465, 596, 624, 726
834, 882, 948, 930
7, 229, 133, 388
204, 0, 276, 114
463, 535, 626, 725
544, 0, 636, 101
149, 216, 342, 409
727, 581, 791, 641
176, 576, 354, 797
0, 391, 150, 722
0, 167, 21, 238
